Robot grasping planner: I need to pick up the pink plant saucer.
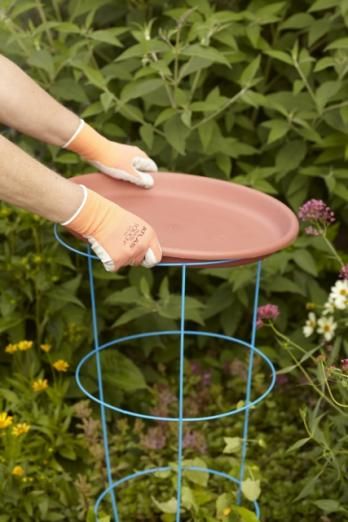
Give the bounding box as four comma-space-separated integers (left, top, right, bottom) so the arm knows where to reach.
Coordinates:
70, 171, 299, 268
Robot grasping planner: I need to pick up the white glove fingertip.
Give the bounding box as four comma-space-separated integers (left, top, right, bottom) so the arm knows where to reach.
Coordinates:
133, 156, 158, 173
137, 171, 154, 189
141, 248, 158, 268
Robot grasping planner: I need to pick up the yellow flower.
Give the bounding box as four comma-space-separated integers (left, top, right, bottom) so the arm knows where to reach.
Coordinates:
5, 343, 18, 354
223, 507, 232, 516
52, 359, 69, 372
17, 340, 33, 351
40, 343, 51, 353
12, 423, 31, 437
0, 412, 13, 429
32, 378, 48, 392
12, 465, 25, 477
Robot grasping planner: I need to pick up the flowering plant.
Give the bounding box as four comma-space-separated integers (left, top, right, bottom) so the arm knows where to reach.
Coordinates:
255, 199, 348, 518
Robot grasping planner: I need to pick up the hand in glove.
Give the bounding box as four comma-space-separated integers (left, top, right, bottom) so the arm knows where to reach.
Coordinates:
61, 185, 162, 272
63, 119, 157, 189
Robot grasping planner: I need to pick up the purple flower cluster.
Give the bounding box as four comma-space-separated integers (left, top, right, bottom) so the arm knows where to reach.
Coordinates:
256, 304, 280, 328
298, 199, 335, 235
341, 359, 348, 372
190, 361, 212, 387
140, 426, 167, 450
183, 429, 207, 454
339, 265, 348, 280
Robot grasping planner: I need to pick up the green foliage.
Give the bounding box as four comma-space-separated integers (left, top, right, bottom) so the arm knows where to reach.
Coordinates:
0, 0, 347, 520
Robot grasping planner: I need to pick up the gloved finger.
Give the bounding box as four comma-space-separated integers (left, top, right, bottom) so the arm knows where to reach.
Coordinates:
89, 162, 154, 189
141, 240, 162, 268
88, 236, 117, 272
133, 156, 158, 173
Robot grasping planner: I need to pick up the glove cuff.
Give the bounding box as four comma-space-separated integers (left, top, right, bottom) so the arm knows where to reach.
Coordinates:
60, 184, 88, 226
60, 184, 122, 238
62, 119, 85, 148
62, 119, 109, 161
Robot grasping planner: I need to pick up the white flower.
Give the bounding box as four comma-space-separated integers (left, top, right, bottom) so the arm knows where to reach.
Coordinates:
322, 299, 335, 315
303, 312, 317, 337
329, 280, 348, 310
316, 316, 337, 342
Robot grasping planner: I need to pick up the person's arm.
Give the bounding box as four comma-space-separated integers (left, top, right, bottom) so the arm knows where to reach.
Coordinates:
0, 134, 82, 222
0, 54, 157, 188
0, 135, 162, 271
0, 55, 79, 147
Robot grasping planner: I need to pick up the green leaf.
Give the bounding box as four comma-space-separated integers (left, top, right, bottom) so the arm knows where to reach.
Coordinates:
326, 37, 348, 50
112, 307, 152, 327
276, 140, 307, 174
179, 56, 213, 79
0, 314, 24, 335
94, 350, 147, 392
280, 13, 314, 30
152, 496, 177, 514
51, 78, 89, 103
268, 276, 306, 294
183, 458, 209, 486
264, 50, 292, 65
164, 115, 190, 155
241, 478, 261, 502
292, 250, 318, 276
27, 50, 55, 78
120, 79, 163, 102
316, 81, 341, 112
234, 506, 260, 522
89, 29, 126, 47
216, 493, 233, 518
287, 437, 310, 452
100, 91, 114, 111
182, 44, 230, 66
309, 0, 340, 11
263, 119, 289, 144
223, 436, 242, 454
312, 499, 342, 513
140, 124, 154, 149
155, 108, 177, 127
182, 486, 197, 512
216, 153, 231, 177
116, 41, 169, 61
239, 55, 261, 86
105, 287, 140, 305
82, 66, 107, 89
198, 119, 216, 150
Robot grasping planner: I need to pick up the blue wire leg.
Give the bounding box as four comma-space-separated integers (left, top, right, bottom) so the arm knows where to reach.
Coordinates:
176, 263, 187, 522
237, 260, 262, 505
87, 247, 120, 522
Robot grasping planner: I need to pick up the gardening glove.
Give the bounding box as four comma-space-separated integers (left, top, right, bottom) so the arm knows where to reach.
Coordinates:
60, 184, 162, 272
62, 119, 157, 189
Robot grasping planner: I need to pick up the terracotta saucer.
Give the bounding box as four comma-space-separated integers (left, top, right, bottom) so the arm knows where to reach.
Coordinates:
69, 171, 299, 268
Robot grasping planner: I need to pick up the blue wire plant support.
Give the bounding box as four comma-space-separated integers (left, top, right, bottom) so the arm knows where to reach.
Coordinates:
54, 224, 277, 521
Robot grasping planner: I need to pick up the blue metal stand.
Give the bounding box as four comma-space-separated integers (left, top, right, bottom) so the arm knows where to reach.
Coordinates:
54, 225, 276, 521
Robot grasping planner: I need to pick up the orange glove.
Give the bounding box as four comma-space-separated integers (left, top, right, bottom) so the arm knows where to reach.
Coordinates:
63, 119, 157, 189
61, 185, 162, 272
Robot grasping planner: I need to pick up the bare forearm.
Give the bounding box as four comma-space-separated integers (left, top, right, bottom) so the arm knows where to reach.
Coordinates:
0, 54, 79, 146
0, 135, 82, 223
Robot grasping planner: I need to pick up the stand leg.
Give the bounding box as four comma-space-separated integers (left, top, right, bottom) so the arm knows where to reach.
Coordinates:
176, 263, 187, 522
237, 260, 262, 504
87, 248, 119, 521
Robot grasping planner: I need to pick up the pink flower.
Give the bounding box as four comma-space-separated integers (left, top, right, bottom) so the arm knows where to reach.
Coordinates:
339, 265, 348, 280
341, 359, 348, 372
298, 199, 335, 233
257, 304, 280, 328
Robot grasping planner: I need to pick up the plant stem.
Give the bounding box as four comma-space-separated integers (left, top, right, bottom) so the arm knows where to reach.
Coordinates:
192, 87, 248, 130
321, 232, 344, 267
35, 0, 55, 47
293, 58, 317, 110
